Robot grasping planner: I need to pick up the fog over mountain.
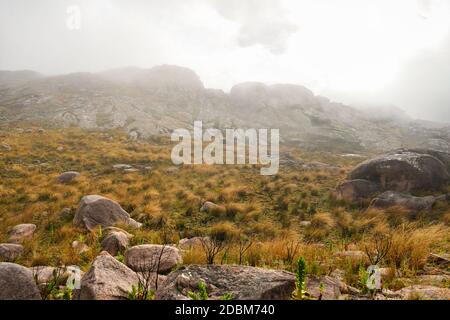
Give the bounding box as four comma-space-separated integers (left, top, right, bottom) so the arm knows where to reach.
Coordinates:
0, 0, 449, 122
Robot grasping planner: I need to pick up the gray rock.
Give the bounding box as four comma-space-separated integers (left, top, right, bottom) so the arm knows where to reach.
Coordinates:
333, 179, 380, 202
0, 243, 24, 261
8, 223, 36, 243
0, 262, 41, 300
101, 231, 131, 256
349, 149, 450, 192
73, 195, 142, 231
125, 244, 182, 273
333, 250, 366, 260
57, 171, 80, 184
72, 240, 89, 254
155, 264, 295, 300
369, 191, 438, 212
395, 285, 450, 300
200, 201, 220, 212
79, 251, 138, 300
178, 237, 209, 250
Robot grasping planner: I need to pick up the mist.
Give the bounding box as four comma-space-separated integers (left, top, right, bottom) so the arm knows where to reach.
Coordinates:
0, 0, 449, 122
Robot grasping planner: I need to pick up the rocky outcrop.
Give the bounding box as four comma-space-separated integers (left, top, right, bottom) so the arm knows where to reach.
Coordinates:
101, 231, 131, 256
73, 195, 142, 231
155, 265, 295, 300
0, 262, 41, 300
56, 171, 80, 184
333, 179, 380, 202
0, 243, 24, 261
125, 245, 182, 273
8, 223, 36, 243
349, 149, 450, 192
369, 191, 441, 212
79, 252, 138, 300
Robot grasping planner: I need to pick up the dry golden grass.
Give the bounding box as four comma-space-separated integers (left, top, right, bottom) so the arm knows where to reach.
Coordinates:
0, 125, 449, 285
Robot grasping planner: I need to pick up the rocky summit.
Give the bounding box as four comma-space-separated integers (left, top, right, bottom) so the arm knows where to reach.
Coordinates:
1, 66, 450, 153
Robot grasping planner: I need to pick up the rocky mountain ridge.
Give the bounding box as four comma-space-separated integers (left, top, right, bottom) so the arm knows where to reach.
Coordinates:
1, 65, 449, 152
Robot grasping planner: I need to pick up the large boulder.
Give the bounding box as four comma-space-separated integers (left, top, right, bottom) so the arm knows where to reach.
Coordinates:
0, 262, 41, 300
73, 195, 142, 231
101, 231, 131, 256
369, 191, 440, 212
333, 179, 380, 202
79, 251, 138, 300
349, 149, 450, 192
155, 265, 295, 300
8, 223, 36, 243
0, 243, 24, 261
56, 171, 80, 184
125, 245, 182, 273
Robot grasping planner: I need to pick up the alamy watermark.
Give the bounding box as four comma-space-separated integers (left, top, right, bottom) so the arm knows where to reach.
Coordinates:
66, 5, 81, 30
171, 121, 279, 175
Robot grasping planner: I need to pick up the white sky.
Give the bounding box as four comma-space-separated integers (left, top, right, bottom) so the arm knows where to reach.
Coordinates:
0, 0, 449, 121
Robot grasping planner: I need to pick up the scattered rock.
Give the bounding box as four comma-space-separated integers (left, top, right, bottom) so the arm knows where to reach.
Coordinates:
333, 250, 366, 260
113, 164, 133, 170
72, 240, 89, 254
79, 251, 138, 300
1, 143, 11, 151
306, 275, 348, 300
200, 201, 220, 212
301, 161, 338, 170
164, 166, 179, 174
59, 207, 73, 220
155, 265, 295, 300
8, 223, 36, 243
369, 191, 439, 212
178, 237, 209, 250
30, 265, 82, 285
56, 146, 64, 152
396, 285, 450, 300
125, 245, 182, 273
56, 171, 80, 184
0, 262, 41, 300
299, 221, 311, 227
73, 195, 142, 231
101, 231, 131, 256
427, 253, 450, 267
333, 179, 380, 202
349, 149, 450, 192
0, 243, 24, 261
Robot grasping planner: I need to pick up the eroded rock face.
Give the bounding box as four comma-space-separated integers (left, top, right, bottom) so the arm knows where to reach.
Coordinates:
73, 195, 142, 231
0, 262, 41, 300
56, 171, 80, 184
125, 245, 182, 273
349, 149, 450, 192
333, 179, 380, 202
369, 191, 439, 212
79, 251, 138, 300
8, 223, 36, 243
101, 231, 131, 256
0, 243, 24, 261
155, 265, 295, 300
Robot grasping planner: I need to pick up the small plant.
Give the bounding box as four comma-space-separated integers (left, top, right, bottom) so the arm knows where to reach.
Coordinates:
188, 281, 209, 300
128, 283, 155, 300
220, 293, 233, 300
292, 256, 307, 300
